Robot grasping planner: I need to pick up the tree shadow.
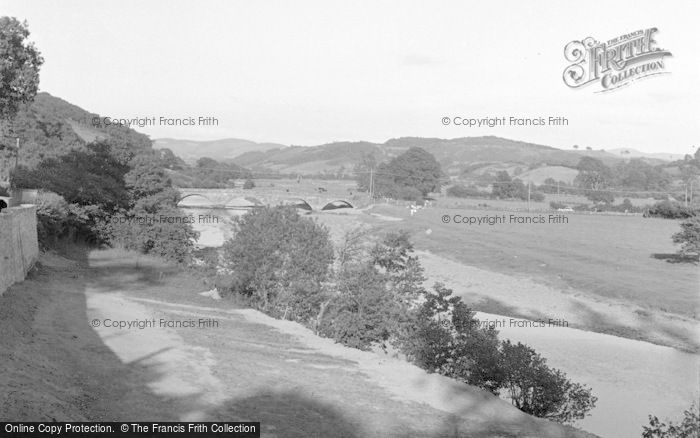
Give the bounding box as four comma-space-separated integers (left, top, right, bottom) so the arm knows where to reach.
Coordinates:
650, 253, 699, 264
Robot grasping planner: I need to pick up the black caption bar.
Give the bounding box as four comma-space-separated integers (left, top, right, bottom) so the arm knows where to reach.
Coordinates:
2, 422, 260, 438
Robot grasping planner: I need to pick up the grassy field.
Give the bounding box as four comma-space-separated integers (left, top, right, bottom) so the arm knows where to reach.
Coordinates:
364, 204, 698, 319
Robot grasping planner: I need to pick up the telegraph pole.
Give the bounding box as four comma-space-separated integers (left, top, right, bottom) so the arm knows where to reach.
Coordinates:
369, 168, 374, 204
527, 181, 531, 212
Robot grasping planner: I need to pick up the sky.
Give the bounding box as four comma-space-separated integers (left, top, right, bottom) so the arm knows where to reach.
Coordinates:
2, 0, 699, 154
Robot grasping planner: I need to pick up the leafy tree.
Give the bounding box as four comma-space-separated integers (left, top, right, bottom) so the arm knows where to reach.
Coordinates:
243, 179, 255, 189
10, 141, 130, 210
585, 190, 615, 204
574, 157, 612, 190
491, 171, 530, 200
320, 263, 398, 350
372, 147, 443, 199
222, 206, 334, 318
124, 152, 174, 201
643, 402, 700, 438
672, 216, 700, 258
613, 159, 669, 190
499, 340, 597, 423
0, 17, 44, 121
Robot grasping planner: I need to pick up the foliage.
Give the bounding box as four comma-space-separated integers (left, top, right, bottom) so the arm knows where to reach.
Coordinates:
446, 184, 489, 199
243, 179, 255, 189
642, 402, 700, 438
585, 190, 615, 204
574, 157, 612, 190
371, 147, 443, 199
0, 17, 44, 121
10, 141, 131, 210
672, 216, 700, 257
644, 201, 698, 219
499, 340, 597, 423
124, 152, 174, 200
34, 191, 69, 248
550, 201, 567, 210
222, 206, 334, 319
320, 263, 398, 350
103, 205, 198, 263
612, 159, 670, 190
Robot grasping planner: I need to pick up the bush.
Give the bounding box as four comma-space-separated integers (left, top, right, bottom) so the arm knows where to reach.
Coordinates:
586, 190, 614, 204
645, 201, 698, 219
672, 216, 700, 258
446, 184, 488, 199
319, 264, 398, 350
550, 201, 567, 210
104, 205, 199, 263
243, 179, 255, 189
642, 402, 700, 438
530, 191, 545, 202
35, 191, 70, 249
500, 340, 597, 423
222, 206, 334, 319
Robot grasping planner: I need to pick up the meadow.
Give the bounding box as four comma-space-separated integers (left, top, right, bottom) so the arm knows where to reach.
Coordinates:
368, 203, 698, 318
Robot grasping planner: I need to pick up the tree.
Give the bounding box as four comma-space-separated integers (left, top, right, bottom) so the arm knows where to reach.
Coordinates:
499, 341, 597, 424
222, 206, 334, 318
372, 147, 443, 199
243, 179, 255, 189
491, 171, 528, 200
125, 152, 174, 201
585, 190, 615, 204
10, 141, 130, 210
672, 216, 700, 258
574, 157, 612, 190
0, 17, 44, 122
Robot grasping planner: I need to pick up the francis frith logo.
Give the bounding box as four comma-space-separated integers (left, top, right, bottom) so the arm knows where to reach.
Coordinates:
563, 28, 672, 92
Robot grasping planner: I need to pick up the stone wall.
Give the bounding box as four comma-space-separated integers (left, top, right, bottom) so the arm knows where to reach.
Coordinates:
0, 205, 39, 295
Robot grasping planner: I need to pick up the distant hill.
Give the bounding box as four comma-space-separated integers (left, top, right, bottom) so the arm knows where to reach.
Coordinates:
0, 92, 152, 180
607, 148, 685, 162
219, 136, 629, 177
153, 138, 285, 164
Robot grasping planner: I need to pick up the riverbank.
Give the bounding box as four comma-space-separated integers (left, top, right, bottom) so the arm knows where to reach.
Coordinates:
0, 248, 598, 438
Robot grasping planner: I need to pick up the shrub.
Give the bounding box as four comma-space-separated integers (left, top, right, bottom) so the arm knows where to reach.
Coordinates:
499, 340, 597, 423
35, 191, 70, 249
645, 201, 698, 219
585, 190, 614, 204
642, 402, 700, 438
104, 205, 199, 263
672, 216, 700, 258
320, 263, 398, 350
446, 184, 488, 199
550, 201, 567, 210
530, 191, 545, 202
243, 179, 255, 189
222, 206, 334, 319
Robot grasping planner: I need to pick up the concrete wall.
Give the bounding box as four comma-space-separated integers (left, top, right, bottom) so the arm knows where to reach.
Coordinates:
0, 205, 39, 296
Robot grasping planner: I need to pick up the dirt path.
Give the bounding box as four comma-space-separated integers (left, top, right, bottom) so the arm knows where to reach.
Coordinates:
1, 248, 597, 438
